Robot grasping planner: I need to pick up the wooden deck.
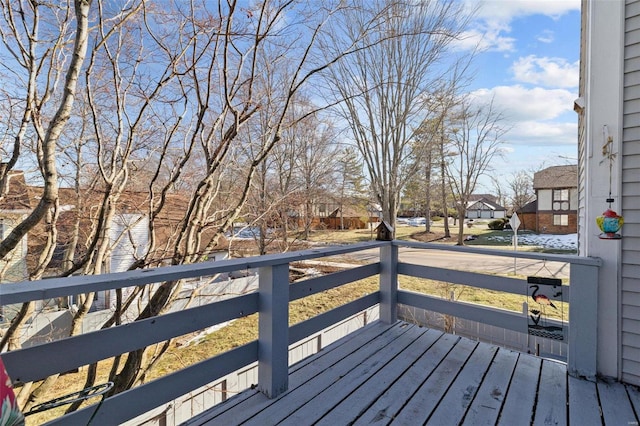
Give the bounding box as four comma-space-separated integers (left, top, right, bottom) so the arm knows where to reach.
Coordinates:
186, 321, 640, 425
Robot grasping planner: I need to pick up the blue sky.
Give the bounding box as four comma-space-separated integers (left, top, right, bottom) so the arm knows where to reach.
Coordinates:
460, 0, 581, 190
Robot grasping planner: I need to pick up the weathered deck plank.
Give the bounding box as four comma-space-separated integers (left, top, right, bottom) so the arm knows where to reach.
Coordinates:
497, 353, 541, 426
187, 321, 399, 425
389, 337, 479, 425
567, 375, 600, 425
185, 321, 640, 426
626, 384, 640, 420
534, 360, 567, 426
462, 348, 519, 425
598, 379, 637, 425
425, 342, 498, 425
314, 327, 444, 426
245, 324, 427, 425
350, 332, 459, 426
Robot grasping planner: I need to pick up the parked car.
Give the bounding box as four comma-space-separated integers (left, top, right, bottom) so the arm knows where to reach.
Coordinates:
408, 217, 427, 226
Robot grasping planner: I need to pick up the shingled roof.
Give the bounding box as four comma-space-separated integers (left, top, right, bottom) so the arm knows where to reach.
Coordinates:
0, 171, 31, 211
533, 165, 577, 189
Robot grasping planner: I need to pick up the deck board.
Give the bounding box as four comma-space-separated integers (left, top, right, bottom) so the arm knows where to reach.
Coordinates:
497, 353, 541, 426
567, 375, 600, 425
249, 324, 427, 425
626, 384, 640, 419
534, 360, 567, 426
185, 321, 640, 426
462, 348, 519, 425
598, 379, 637, 425
350, 332, 459, 425
314, 327, 443, 425
389, 336, 479, 425
425, 342, 498, 425
192, 321, 399, 425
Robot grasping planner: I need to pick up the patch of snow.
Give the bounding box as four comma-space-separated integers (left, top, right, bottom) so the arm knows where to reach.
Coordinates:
487, 233, 577, 250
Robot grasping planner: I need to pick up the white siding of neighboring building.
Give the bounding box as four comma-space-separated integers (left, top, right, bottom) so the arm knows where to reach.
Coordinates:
622, 0, 640, 385
110, 214, 149, 273
537, 189, 552, 210
93, 214, 150, 311
0, 214, 28, 283
570, 188, 579, 210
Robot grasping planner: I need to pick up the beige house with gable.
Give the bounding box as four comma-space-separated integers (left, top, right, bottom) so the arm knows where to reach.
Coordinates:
532, 165, 578, 234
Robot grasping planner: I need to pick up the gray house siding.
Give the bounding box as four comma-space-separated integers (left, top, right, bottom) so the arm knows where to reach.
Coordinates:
622, 0, 640, 384
577, 1, 587, 250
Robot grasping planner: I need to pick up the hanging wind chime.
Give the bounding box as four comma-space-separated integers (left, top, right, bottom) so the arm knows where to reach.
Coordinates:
596, 125, 624, 239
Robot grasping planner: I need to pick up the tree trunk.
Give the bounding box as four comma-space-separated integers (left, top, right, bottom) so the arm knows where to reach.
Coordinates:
457, 206, 466, 245
441, 157, 450, 238
424, 150, 432, 233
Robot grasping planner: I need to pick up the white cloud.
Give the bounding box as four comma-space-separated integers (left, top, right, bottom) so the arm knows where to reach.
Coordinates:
470, 0, 580, 22
510, 55, 579, 88
467, 85, 577, 147
537, 29, 555, 43
455, 23, 515, 52
508, 120, 577, 146
460, 0, 579, 52
469, 85, 575, 121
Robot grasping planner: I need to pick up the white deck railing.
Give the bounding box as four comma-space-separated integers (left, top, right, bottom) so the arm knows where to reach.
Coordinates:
0, 240, 601, 425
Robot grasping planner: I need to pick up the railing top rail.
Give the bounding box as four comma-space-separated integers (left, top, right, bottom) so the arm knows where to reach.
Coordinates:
0, 241, 386, 305
394, 240, 602, 266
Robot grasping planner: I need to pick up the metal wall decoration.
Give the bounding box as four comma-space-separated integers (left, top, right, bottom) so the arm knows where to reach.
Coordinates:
527, 276, 564, 341
597, 125, 624, 239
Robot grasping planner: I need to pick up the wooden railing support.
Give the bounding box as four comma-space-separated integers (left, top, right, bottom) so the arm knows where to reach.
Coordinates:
380, 243, 398, 324
568, 262, 599, 380
258, 263, 290, 398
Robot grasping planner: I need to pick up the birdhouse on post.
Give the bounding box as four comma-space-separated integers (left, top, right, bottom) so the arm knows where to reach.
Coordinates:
376, 221, 394, 241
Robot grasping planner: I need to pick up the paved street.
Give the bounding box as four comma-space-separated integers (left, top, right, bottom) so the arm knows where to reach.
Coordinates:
345, 246, 570, 278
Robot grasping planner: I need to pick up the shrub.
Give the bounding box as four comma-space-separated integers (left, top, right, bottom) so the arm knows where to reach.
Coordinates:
488, 218, 509, 230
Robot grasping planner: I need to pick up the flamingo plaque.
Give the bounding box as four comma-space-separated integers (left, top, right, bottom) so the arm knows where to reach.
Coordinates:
526, 276, 565, 341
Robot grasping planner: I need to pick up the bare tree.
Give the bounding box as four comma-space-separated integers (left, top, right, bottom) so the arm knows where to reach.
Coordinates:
295, 114, 338, 239
446, 99, 508, 245
1, 0, 414, 412
508, 170, 535, 214
324, 0, 472, 234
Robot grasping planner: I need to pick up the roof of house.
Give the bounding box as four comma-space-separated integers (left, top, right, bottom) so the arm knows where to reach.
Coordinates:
518, 199, 538, 213
328, 206, 367, 218
467, 197, 506, 211
533, 165, 577, 189
0, 171, 32, 211
468, 194, 498, 203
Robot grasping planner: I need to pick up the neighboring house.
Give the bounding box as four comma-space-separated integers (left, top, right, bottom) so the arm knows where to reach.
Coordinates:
531, 165, 578, 234
579, 1, 640, 385
517, 199, 537, 231
0, 171, 30, 283
312, 199, 375, 230
465, 195, 506, 219
0, 171, 31, 323
320, 206, 368, 230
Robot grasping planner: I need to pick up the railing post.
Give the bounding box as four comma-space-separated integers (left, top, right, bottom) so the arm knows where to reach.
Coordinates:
568, 262, 598, 380
258, 263, 289, 398
380, 242, 398, 324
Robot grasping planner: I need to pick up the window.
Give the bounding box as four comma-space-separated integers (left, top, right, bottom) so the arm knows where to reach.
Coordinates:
553, 189, 569, 200
552, 189, 570, 211
553, 214, 568, 226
